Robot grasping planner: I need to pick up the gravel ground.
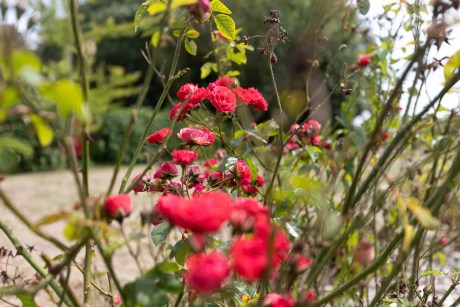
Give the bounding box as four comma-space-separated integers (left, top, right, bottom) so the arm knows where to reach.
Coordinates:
0, 167, 459, 306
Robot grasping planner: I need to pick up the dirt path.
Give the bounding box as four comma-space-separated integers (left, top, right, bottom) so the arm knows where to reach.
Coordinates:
0, 166, 158, 306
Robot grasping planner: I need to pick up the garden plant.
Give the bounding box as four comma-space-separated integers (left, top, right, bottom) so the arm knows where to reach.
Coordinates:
1, 0, 460, 306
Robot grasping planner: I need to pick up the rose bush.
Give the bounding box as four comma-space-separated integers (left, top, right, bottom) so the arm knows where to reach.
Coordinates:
1, 1, 460, 307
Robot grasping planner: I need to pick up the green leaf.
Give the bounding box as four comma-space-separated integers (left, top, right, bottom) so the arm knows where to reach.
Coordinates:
151, 222, 171, 245
213, 14, 236, 40
444, 50, 460, 82
286, 222, 301, 238
30, 114, 53, 147
184, 39, 197, 56
134, 1, 152, 32
210, 0, 232, 14
147, 2, 167, 16
171, 0, 197, 8
357, 0, 370, 15
151, 29, 161, 47
217, 156, 238, 172
200, 62, 217, 79
170, 239, 191, 266
34, 212, 70, 227
124, 277, 169, 307
0, 137, 33, 156
420, 270, 442, 277
0, 88, 18, 121
156, 261, 180, 272
39, 80, 86, 121
185, 29, 200, 38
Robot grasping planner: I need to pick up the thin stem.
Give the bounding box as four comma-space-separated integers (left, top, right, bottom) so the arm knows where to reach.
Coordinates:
0, 218, 77, 307
342, 45, 427, 216
119, 30, 186, 193
173, 285, 185, 307
0, 187, 68, 251
83, 241, 93, 304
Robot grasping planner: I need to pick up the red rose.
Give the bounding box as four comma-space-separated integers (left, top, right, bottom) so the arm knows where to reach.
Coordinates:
212, 77, 235, 89
231, 197, 268, 232
381, 131, 390, 140
131, 173, 149, 192
208, 85, 236, 113
358, 54, 372, 67
104, 194, 132, 220
230, 237, 267, 282
184, 251, 230, 293
256, 175, 265, 187
309, 135, 322, 147
177, 83, 198, 100
178, 128, 215, 146
157, 192, 232, 233
233, 87, 268, 111
172, 149, 198, 165
262, 293, 295, 307
203, 158, 218, 168
198, 0, 210, 13
303, 120, 321, 136
154, 162, 179, 180
147, 127, 172, 145
233, 160, 252, 186
301, 290, 317, 306
289, 254, 312, 273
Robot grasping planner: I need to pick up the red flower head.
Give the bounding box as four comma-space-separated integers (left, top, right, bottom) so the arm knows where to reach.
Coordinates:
301, 290, 317, 306
177, 83, 199, 100
440, 236, 448, 245
147, 127, 172, 145
231, 197, 269, 232
233, 87, 268, 111
178, 128, 215, 146
381, 131, 390, 140
206, 170, 224, 187
208, 85, 236, 113
172, 149, 198, 165
212, 77, 235, 89
203, 158, 218, 168
104, 194, 132, 220
154, 162, 179, 180
157, 192, 232, 233
131, 173, 150, 193
184, 165, 204, 187
113, 294, 122, 305
262, 293, 295, 307
256, 175, 265, 187
289, 254, 312, 273
358, 54, 372, 67
309, 135, 322, 147
303, 120, 321, 136
230, 237, 267, 282
233, 160, 252, 186
184, 251, 230, 293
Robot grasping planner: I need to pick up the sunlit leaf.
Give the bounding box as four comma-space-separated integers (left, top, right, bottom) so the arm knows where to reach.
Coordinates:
406, 197, 441, 229
151, 29, 161, 47
39, 80, 86, 121
403, 225, 414, 252
184, 39, 197, 56
213, 14, 235, 40
0, 137, 33, 156
185, 29, 200, 38
30, 114, 53, 147
0, 88, 18, 121
171, 0, 197, 8
444, 50, 460, 82
420, 270, 442, 277
210, 0, 232, 14
134, 1, 152, 31
147, 2, 167, 16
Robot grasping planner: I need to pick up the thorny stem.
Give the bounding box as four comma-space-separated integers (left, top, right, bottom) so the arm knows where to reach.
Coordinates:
264, 59, 285, 209
119, 29, 187, 193
68, 0, 93, 304
0, 218, 77, 307
342, 44, 427, 216
0, 187, 68, 251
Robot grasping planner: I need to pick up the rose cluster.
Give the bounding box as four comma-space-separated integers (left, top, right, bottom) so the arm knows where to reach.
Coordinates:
285, 119, 330, 153
169, 77, 268, 121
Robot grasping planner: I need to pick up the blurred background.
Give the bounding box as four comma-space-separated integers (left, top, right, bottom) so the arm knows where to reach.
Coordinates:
5, 0, 453, 174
